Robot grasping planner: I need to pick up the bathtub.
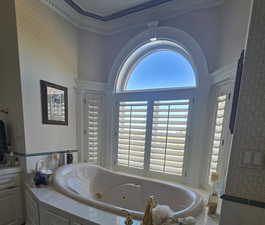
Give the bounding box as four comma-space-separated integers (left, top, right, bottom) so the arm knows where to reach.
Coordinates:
54, 163, 204, 219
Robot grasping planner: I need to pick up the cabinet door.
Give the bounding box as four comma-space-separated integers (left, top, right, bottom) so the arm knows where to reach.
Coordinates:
25, 191, 39, 225
0, 188, 23, 225
40, 207, 70, 225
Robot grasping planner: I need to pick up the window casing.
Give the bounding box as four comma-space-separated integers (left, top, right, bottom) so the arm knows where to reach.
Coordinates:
108, 38, 212, 185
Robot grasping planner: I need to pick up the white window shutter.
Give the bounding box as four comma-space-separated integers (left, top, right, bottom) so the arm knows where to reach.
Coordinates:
117, 101, 148, 169
209, 95, 227, 181
150, 100, 190, 176
86, 94, 103, 163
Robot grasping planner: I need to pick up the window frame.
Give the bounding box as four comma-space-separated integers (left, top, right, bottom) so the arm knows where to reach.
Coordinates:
115, 40, 198, 93
123, 49, 197, 91
106, 30, 211, 187
113, 88, 195, 183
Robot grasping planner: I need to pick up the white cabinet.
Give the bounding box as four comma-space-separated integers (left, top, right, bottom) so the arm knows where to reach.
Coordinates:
0, 188, 23, 225
40, 207, 70, 225
25, 191, 39, 225
26, 186, 97, 225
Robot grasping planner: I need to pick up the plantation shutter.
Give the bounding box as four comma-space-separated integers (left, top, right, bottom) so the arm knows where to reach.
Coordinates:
150, 100, 190, 176
209, 95, 227, 180
86, 94, 103, 163
117, 101, 148, 169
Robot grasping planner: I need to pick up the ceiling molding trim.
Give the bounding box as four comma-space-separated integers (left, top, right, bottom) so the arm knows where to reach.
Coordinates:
211, 62, 238, 84
75, 79, 107, 92
63, 0, 176, 21
40, 0, 224, 35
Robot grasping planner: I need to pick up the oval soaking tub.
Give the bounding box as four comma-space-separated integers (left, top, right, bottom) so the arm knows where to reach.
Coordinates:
54, 163, 204, 219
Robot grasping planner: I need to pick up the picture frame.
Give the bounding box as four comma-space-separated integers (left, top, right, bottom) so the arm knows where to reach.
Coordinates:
40, 80, 68, 125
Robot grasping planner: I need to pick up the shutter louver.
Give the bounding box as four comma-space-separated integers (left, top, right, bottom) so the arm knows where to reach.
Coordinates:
209, 95, 227, 181
117, 101, 147, 169
86, 95, 102, 163
150, 99, 190, 176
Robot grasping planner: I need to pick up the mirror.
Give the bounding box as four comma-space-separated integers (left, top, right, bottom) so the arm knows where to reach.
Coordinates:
40, 80, 68, 125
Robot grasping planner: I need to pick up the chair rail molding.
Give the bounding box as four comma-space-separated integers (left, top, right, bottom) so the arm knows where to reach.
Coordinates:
40, 0, 224, 35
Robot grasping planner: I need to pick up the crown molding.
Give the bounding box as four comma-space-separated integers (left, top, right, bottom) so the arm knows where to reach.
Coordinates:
211, 62, 238, 84
40, 0, 224, 35
63, 0, 177, 21
75, 79, 106, 92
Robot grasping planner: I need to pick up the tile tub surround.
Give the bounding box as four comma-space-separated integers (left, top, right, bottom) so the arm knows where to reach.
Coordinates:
15, 150, 79, 172
53, 163, 204, 219
221, 194, 265, 209
219, 200, 265, 225
25, 183, 218, 225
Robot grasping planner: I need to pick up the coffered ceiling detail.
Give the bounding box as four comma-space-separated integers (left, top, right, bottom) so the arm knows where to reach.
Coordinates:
64, 0, 177, 21
40, 0, 223, 35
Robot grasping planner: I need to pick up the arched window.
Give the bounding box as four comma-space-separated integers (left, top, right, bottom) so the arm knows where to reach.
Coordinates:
126, 50, 196, 91
114, 40, 197, 179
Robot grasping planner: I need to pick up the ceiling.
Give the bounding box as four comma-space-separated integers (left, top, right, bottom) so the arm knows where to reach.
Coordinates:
63, 0, 175, 21
74, 0, 151, 16
41, 0, 223, 34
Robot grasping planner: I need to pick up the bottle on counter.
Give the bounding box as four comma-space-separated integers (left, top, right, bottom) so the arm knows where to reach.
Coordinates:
207, 172, 220, 215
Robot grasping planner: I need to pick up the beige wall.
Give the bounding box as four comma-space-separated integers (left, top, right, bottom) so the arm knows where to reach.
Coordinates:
15, 0, 78, 154
78, 1, 252, 83
78, 6, 222, 83
217, 0, 253, 69
0, 0, 25, 154
78, 30, 109, 82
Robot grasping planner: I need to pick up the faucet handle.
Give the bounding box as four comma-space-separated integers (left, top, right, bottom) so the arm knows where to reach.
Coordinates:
35, 159, 45, 172
121, 210, 134, 225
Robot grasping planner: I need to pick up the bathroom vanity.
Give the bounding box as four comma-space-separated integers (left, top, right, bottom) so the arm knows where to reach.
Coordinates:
0, 167, 23, 225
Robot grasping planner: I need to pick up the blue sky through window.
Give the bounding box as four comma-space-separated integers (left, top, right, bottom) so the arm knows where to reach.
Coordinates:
126, 50, 196, 91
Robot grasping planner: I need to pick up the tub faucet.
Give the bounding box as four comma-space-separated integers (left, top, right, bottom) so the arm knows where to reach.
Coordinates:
121, 196, 157, 225
122, 210, 133, 225
142, 196, 157, 225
